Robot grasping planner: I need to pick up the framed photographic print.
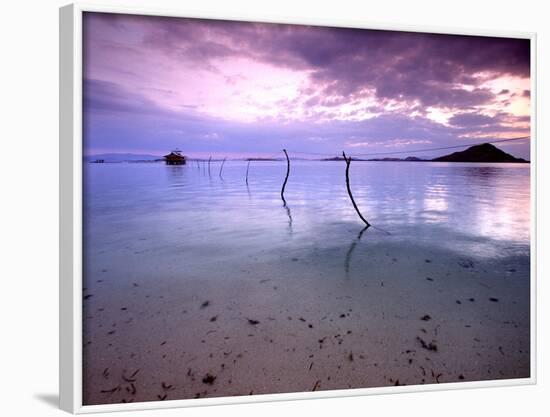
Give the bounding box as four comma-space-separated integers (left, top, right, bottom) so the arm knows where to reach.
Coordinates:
59, 3, 536, 413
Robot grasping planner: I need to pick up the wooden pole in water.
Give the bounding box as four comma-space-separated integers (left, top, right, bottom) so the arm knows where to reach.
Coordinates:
208, 156, 212, 176
281, 149, 290, 205
343, 151, 370, 228
219, 157, 227, 178
245, 160, 251, 185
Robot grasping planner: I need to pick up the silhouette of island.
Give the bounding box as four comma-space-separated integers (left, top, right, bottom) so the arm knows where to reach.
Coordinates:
432, 143, 528, 163
322, 143, 528, 163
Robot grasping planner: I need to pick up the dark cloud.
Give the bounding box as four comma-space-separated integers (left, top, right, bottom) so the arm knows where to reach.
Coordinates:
131, 16, 530, 108
84, 79, 161, 115
449, 112, 500, 128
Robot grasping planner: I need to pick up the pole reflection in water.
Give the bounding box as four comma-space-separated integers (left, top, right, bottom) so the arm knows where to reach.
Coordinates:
345, 226, 369, 278
283, 203, 293, 234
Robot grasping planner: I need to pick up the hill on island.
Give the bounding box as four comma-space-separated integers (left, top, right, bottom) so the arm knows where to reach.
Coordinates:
432, 143, 527, 163
320, 143, 527, 163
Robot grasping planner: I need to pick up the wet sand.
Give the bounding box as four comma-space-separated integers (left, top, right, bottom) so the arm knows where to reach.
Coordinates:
83, 233, 530, 405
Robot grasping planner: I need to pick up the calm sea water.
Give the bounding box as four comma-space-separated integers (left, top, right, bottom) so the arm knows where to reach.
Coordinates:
83, 160, 531, 403
84, 160, 530, 264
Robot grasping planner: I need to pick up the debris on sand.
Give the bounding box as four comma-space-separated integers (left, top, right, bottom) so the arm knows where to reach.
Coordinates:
417, 336, 438, 352
200, 300, 211, 309
420, 315, 431, 321
312, 380, 321, 391
202, 373, 217, 385
122, 369, 140, 382
489, 297, 500, 302
210, 315, 218, 322
161, 382, 173, 390
100, 386, 120, 394
247, 318, 260, 325
126, 383, 137, 395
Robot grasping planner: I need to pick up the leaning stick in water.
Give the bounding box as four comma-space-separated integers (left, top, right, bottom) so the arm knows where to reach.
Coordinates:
208, 156, 212, 176
245, 160, 251, 185
219, 157, 227, 178
343, 151, 370, 228
281, 149, 290, 205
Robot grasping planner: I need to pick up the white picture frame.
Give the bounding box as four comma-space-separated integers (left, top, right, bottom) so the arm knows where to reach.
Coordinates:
59, 2, 537, 413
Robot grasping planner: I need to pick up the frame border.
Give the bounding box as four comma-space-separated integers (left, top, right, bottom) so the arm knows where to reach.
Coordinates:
59, 2, 537, 413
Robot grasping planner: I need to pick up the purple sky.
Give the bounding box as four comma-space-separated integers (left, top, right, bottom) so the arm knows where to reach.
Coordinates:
83, 12, 531, 159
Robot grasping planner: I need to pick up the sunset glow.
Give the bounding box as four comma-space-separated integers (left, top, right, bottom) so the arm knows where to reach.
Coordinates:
83, 13, 531, 159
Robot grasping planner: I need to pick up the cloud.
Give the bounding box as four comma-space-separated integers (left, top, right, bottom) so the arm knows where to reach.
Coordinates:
82, 13, 531, 159
449, 112, 500, 128
88, 14, 529, 110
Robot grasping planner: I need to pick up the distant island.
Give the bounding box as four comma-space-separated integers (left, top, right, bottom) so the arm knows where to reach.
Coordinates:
366, 156, 425, 162
322, 143, 527, 163
431, 143, 528, 163
86, 143, 528, 164
322, 156, 363, 161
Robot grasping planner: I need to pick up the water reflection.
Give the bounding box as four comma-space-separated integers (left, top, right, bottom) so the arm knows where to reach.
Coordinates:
283, 203, 293, 234
86, 161, 530, 265
345, 226, 369, 278
461, 166, 501, 183
423, 183, 449, 223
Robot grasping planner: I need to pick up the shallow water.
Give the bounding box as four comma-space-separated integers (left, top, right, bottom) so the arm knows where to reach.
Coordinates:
83, 161, 531, 404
